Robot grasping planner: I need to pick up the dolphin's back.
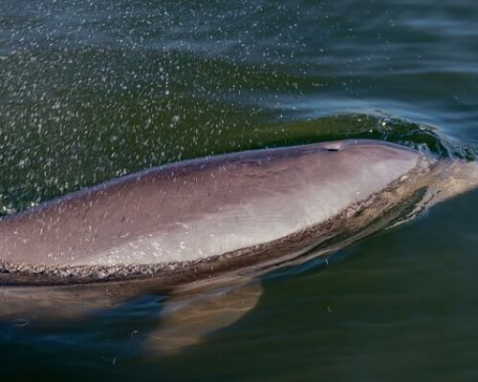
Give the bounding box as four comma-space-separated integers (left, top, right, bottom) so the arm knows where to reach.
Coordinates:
0, 140, 421, 268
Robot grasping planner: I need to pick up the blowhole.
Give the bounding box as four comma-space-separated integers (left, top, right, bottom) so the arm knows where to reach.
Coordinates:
319, 141, 344, 151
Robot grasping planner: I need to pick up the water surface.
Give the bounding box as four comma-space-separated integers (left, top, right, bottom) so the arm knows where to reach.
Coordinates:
1, 0, 478, 380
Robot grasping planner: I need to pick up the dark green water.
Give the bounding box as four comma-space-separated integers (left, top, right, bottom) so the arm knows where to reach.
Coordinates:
1, 0, 478, 380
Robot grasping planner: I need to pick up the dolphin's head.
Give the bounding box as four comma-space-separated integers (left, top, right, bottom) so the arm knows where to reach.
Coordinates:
302, 139, 432, 201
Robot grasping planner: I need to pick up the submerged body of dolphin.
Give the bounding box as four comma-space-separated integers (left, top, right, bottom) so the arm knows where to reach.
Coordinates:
1, 139, 477, 353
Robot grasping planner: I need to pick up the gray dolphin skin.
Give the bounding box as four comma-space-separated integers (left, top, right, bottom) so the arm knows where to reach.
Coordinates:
1, 139, 478, 354
0, 139, 433, 285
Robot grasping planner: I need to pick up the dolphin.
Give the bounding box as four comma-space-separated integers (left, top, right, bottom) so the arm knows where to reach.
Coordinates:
0, 139, 477, 353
